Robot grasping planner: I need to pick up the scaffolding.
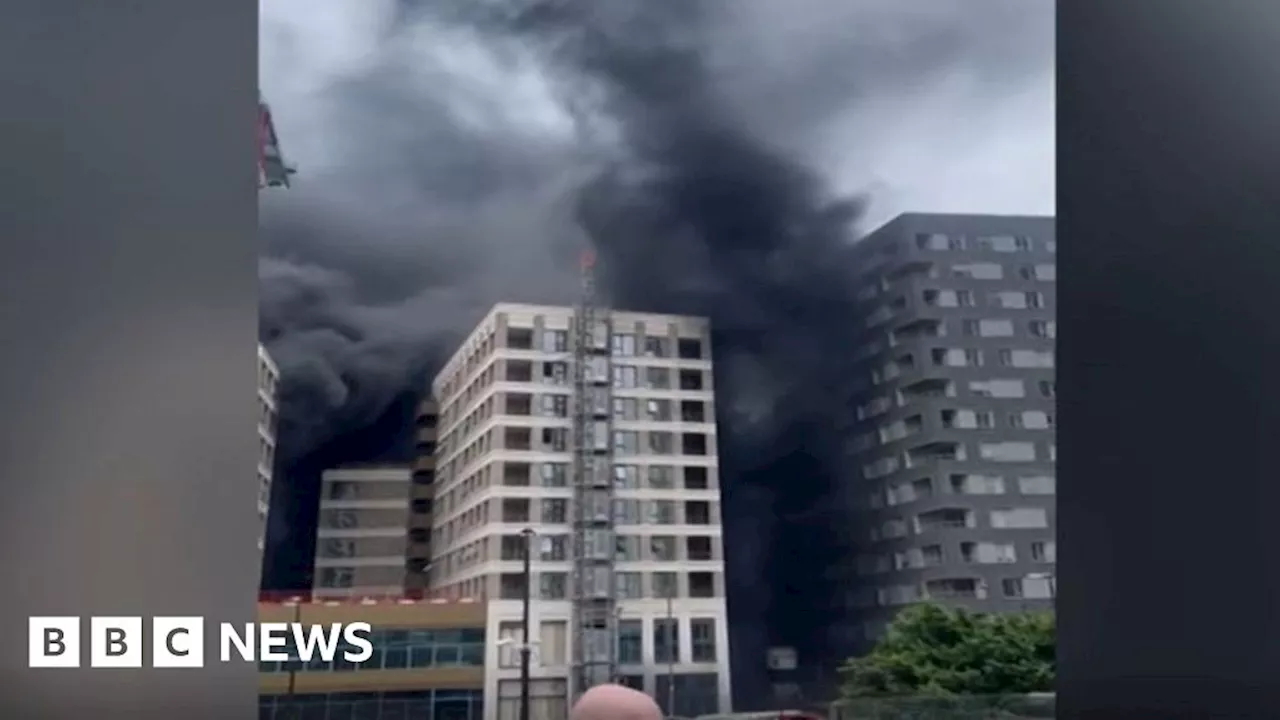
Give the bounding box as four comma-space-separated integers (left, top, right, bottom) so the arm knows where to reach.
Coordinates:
569, 248, 619, 700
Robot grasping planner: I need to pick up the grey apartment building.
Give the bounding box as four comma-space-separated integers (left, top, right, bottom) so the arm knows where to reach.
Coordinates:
841, 213, 1056, 646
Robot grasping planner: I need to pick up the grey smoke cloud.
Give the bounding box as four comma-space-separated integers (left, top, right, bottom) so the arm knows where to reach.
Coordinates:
259, 0, 1052, 695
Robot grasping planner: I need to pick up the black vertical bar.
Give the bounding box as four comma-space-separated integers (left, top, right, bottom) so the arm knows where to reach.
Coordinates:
520, 527, 534, 720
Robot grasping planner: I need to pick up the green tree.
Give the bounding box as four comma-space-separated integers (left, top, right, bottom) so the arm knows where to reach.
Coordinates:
839, 603, 1054, 698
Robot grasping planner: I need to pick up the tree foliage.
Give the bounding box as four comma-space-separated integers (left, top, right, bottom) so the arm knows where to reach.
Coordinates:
839, 603, 1054, 698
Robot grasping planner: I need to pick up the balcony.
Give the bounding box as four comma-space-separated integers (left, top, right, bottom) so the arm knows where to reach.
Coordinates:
890, 317, 946, 346
924, 578, 987, 600
898, 378, 955, 404
906, 441, 966, 466
914, 508, 975, 533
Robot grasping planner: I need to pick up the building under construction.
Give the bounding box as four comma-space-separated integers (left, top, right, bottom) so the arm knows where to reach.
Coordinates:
425, 291, 732, 718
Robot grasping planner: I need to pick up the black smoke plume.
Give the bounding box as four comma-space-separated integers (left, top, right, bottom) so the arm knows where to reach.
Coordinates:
259, 0, 1052, 703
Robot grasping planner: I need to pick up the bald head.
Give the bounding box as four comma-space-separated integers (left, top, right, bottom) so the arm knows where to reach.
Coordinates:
571, 684, 664, 720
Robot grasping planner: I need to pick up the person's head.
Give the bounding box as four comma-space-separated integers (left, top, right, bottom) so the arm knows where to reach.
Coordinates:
570, 684, 664, 720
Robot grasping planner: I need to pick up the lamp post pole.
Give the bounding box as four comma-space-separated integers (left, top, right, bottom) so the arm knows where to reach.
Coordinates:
520, 528, 536, 720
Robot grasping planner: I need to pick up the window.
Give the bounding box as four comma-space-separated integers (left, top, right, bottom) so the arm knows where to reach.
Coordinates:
502, 498, 531, 523
649, 501, 677, 525
618, 620, 644, 664
685, 501, 712, 525
499, 574, 525, 600
613, 365, 639, 389
504, 427, 532, 450
503, 462, 531, 486
1028, 320, 1056, 338
1002, 349, 1054, 368
542, 329, 568, 353
541, 499, 568, 524
1034, 264, 1056, 281
613, 499, 640, 524
327, 481, 357, 500
645, 367, 671, 390
952, 262, 1004, 280
979, 442, 1037, 462
506, 328, 534, 349
961, 541, 1017, 564
992, 291, 1028, 309
1025, 291, 1046, 308
1002, 578, 1025, 598
951, 474, 1006, 495
644, 337, 669, 357
612, 333, 637, 356
540, 462, 568, 487
497, 621, 524, 667
540, 394, 569, 418
613, 397, 638, 421
970, 379, 1026, 398
684, 466, 709, 489
539, 535, 568, 561
681, 433, 708, 455
1038, 380, 1056, 398
648, 432, 674, 454
956, 290, 975, 307
689, 572, 715, 598
677, 338, 704, 359
613, 465, 640, 489
652, 572, 679, 598
650, 536, 678, 561
647, 465, 676, 488
977, 319, 1015, 337
686, 536, 713, 561
1030, 541, 1058, 562
977, 234, 1021, 252
680, 400, 707, 423
1014, 411, 1052, 429
541, 427, 568, 451
678, 369, 704, 390
614, 431, 639, 454
615, 536, 641, 562
691, 619, 717, 662
539, 572, 567, 600
1018, 475, 1056, 495
645, 398, 672, 421
500, 535, 527, 561
915, 232, 950, 251
654, 619, 680, 663
990, 508, 1050, 529
318, 568, 353, 588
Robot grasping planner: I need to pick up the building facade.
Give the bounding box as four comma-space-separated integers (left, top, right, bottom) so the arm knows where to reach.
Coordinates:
258, 345, 280, 556
312, 464, 435, 598
311, 401, 439, 598
840, 213, 1057, 646
257, 597, 485, 720
429, 303, 732, 717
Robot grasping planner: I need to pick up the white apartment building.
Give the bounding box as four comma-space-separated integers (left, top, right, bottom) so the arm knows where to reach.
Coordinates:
313, 466, 421, 598
430, 302, 732, 718
257, 344, 280, 555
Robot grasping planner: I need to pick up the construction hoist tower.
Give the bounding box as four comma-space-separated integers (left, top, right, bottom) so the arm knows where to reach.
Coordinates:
569, 248, 619, 700
258, 91, 295, 189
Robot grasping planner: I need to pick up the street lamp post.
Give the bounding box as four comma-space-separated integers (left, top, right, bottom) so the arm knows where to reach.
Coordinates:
665, 593, 676, 717
520, 528, 536, 720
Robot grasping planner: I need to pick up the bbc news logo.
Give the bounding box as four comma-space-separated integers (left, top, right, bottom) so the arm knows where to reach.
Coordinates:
29, 617, 373, 668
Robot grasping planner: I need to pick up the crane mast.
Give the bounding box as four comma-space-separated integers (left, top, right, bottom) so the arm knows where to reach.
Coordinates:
258, 92, 295, 189
570, 248, 619, 700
